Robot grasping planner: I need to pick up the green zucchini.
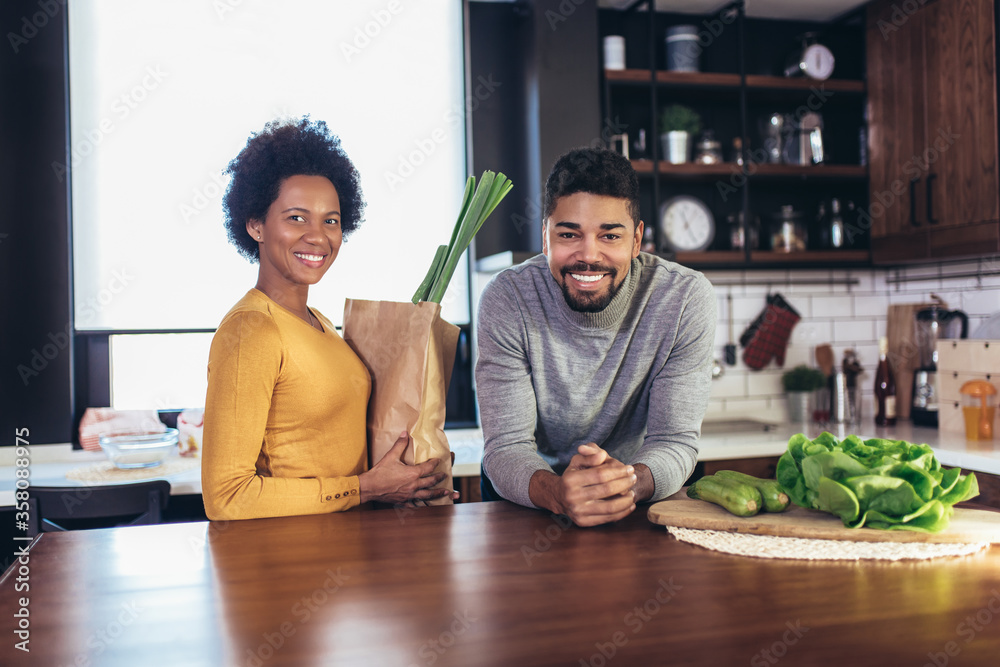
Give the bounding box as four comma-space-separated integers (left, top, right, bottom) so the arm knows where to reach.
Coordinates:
687, 475, 761, 517
714, 470, 791, 513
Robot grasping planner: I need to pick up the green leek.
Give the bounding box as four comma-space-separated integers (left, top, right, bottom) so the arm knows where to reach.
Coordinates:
412, 170, 513, 304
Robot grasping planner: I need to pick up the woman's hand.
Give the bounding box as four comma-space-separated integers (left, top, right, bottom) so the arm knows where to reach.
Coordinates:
359, 431, 456, 504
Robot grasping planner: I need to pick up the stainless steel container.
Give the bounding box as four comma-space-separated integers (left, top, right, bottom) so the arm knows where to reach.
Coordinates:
830, 371, 849, 424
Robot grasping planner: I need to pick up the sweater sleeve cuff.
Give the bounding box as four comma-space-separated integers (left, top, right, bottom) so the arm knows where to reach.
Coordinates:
631, 444, 698, 503
319, 475, 361, 510
486, 457, 553, 509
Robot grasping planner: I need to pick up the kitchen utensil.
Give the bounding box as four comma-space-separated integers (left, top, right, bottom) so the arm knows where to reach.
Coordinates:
782, 111, 823, 165
912, 303, 970, 427
648, 492, 1000, 544
815, 344, 834, 376
99, 429, 179, 469
842, 348, 863, 424
887, 303, 932, 420
960, 380, 997, 440
830, 370, 849, 423
725, 293, 737, 365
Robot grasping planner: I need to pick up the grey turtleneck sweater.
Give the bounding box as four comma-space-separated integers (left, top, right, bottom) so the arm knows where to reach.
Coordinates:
475, 252, 716, 508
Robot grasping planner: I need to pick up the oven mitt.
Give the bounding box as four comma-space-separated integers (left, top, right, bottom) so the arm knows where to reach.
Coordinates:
740, 293, 801, 370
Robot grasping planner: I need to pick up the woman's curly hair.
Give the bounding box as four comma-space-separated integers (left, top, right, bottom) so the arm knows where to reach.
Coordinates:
223, 117, 366, 263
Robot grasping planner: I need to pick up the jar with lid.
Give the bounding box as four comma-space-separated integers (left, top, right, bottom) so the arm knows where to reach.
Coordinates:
770, 205, 807, 252
694, 131, 723, 164
727, 211, 759, 251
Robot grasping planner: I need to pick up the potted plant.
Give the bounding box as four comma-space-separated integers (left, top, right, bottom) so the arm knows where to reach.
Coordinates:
781, 365, 826, 422
659, 104, 702, 164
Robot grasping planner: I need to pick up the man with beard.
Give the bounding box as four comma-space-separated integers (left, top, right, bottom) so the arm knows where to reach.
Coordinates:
475, 148, 716, 527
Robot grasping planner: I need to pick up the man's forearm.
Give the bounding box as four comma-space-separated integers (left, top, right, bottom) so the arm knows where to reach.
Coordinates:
528, 469, 565, 515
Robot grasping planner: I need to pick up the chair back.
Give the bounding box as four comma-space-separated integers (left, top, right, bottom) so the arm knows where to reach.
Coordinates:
27, 481, 171, 536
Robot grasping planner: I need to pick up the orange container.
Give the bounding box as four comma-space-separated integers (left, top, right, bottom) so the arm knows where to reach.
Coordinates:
960, 380, 997, 440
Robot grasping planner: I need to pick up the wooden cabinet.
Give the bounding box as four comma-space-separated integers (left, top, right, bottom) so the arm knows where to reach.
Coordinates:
867, 0, 999, 263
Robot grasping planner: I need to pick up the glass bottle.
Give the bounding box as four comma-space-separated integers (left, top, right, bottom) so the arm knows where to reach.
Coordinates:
830, 198, 845, 249
874, 337, 897, 426
814, 201, 829, 249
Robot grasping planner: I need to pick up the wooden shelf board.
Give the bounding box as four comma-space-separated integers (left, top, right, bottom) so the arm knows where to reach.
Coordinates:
607, 70, 864, 94
631, 160, 741, 176
745, 75, 865, 93
673, 251, 746, 265
753, 164, 868, 178
632, 161, 866, 179
750, 250, 871, 263
654, 71, 742, 87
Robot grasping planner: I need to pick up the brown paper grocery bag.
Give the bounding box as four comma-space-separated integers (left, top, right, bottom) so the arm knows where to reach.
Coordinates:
342, 299, 459, 505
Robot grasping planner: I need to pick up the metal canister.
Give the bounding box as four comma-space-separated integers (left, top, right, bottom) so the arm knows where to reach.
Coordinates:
830, 371, 849, 424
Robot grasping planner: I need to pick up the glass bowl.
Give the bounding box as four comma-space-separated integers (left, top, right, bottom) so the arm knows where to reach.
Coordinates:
99, 429, 179, 469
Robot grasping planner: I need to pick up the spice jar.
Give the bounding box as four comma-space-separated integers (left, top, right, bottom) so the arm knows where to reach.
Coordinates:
960, 380, 997, 440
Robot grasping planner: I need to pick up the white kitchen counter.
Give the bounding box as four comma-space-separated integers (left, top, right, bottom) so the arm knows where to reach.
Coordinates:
3, 424, 998, 508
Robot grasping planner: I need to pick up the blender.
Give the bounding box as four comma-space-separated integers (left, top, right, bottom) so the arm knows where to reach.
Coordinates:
911, 305, 969, 426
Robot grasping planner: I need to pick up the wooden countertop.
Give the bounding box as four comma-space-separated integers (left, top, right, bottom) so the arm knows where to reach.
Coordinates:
2, 501, 998, 666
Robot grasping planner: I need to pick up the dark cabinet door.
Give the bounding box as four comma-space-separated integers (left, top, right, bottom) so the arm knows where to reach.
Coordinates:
867, 0, 929, 259
867, 0, 999, 262
923, 0, 998, 231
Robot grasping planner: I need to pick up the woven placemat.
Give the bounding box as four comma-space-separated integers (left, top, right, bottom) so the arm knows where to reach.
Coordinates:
665, 526, 990, 561
65, 457, 199, 484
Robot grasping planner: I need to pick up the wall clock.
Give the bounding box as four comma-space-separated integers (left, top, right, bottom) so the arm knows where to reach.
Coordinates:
659, 195, 715, 252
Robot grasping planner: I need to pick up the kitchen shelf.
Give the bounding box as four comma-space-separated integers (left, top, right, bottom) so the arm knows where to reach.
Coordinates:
752, 164, 868, 179
750, 250, 871, 264
600, 1, 870, 270
632, 161, 867, 179
605, 68, 741, 88
674, 251, 744, 265
606, 69, 865, 94
745, 75, 865, 94
632, 160, 738, 177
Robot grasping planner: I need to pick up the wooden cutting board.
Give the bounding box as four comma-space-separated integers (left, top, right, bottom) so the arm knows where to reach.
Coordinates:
648, 491, 1000, 544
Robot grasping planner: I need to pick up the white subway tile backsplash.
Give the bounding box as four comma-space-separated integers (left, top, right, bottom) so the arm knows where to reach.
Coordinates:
747, 371, 784, 397
698, 259, 1000, 423
783, 294, 810, 318
854, 295, 888, 318
733, 295, 767, 321
782, 344, 812, 368
961, 288, 1000, 316
811, 295, 854, 317
792, 320, 834, 345
709, 372, 747, 399
833, 318, 875, 343
850, 270, 876, 293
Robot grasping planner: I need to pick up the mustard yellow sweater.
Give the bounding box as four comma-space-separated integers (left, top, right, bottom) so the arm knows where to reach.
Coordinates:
202, 289, 371, 520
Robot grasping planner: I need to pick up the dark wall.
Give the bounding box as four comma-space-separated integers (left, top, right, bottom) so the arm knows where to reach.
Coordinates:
469, 0, 601, 259
0, 0, 72, 445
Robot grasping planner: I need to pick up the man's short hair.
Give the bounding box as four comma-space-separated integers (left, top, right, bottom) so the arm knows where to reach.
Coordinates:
543, 147, 640, 226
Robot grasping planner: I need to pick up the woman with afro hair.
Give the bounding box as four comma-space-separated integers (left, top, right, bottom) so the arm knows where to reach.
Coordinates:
202, 117, 455, 520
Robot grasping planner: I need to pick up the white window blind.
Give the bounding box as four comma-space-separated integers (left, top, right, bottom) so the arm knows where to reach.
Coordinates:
69, 0, 470, 332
